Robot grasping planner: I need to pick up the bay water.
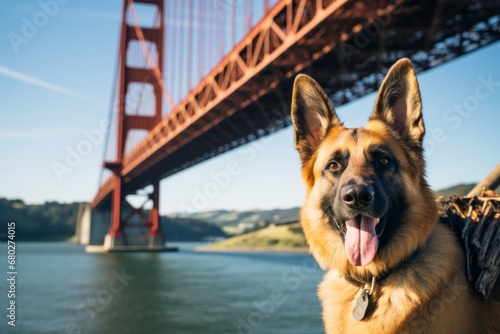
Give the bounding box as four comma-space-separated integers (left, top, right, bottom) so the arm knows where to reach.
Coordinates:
0, 242, 324, 334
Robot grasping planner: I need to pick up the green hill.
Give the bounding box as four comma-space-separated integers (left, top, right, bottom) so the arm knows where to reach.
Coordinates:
434, 183, 500, 198
161, 216, 226, 241
0, 198, 226, 242
434, 183, 477, 197
0, 198, 81, 241
199, 222, 308, 252
174, 207, 301, 227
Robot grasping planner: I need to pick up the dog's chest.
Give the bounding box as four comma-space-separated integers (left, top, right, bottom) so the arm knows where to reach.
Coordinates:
319, 271, 422, 334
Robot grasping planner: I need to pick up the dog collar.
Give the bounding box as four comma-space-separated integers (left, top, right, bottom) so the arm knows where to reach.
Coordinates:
347, 246, 421, 321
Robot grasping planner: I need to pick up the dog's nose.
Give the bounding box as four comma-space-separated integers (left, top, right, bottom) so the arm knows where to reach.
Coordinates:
341, 184, 374, 208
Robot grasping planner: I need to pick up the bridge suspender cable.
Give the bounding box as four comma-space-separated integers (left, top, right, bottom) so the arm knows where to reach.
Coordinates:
97, 19, 121, 193
126, 0, 175, 110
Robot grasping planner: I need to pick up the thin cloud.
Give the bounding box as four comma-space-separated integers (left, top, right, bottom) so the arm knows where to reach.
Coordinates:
0, 65, 105, 104
0, 127, 81, 139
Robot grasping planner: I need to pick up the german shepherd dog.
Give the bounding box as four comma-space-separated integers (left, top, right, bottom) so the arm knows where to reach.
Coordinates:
291, 58, 500, 333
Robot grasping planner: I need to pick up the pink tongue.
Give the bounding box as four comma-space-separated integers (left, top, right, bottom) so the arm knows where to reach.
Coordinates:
344, 216, 379, 266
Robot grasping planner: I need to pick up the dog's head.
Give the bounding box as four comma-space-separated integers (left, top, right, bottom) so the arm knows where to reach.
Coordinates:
292, 59, 437, 279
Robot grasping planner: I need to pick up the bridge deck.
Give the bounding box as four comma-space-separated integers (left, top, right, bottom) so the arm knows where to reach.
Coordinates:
93, 0, 500, 208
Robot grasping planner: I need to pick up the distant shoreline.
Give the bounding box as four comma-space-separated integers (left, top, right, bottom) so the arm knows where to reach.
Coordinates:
196, 246, 310, 253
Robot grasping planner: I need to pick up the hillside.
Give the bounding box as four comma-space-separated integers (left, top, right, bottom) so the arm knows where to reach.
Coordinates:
161, 216, 227, 241
434, 183, 476, 197
434, 183, 500, 197
174, 207, 301, 227
0, 198, 81, 241
200, 222, 308, 252
0, 198, 226, 242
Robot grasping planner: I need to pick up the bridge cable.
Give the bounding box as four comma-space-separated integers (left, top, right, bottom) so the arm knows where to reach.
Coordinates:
96, 14, 122, 194
126, 0, 175, 109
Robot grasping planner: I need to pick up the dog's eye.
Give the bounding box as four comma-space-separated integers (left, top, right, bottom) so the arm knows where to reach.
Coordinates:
379, 157, 391, 166
326, 161, 340, 171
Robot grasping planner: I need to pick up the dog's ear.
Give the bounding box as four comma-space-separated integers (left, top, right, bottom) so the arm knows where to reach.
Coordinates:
371, 58, 425, 150
291, 74, 341, 161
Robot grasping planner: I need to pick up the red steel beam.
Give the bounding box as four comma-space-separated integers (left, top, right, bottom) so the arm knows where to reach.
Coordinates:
92, 0, 500, 208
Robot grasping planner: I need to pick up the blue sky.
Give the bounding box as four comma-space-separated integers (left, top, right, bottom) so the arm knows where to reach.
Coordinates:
0, 1, 499, 214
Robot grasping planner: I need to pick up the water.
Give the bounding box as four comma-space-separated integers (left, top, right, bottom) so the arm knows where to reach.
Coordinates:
0, 242, 325, 334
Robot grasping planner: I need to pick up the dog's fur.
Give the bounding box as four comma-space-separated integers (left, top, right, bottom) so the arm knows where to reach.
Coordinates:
291, 58, 500, 333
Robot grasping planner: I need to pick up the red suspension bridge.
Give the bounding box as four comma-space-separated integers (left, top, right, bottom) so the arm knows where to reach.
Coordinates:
84, 0, 500, 250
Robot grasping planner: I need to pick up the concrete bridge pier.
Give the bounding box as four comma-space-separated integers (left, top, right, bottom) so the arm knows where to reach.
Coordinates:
76, 200, 177, 253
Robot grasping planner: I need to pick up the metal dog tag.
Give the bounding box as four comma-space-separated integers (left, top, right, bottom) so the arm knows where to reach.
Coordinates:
352, 291, 369, 321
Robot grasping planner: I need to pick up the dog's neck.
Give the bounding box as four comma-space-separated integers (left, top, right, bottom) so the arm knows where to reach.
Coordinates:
343, 245, 422, 286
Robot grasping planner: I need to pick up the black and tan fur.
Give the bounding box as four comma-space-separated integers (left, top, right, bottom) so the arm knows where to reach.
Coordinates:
291, 58, 500, 333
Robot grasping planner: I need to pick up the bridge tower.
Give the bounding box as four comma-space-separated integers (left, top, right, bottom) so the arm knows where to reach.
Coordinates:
103, 0, 166, 250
